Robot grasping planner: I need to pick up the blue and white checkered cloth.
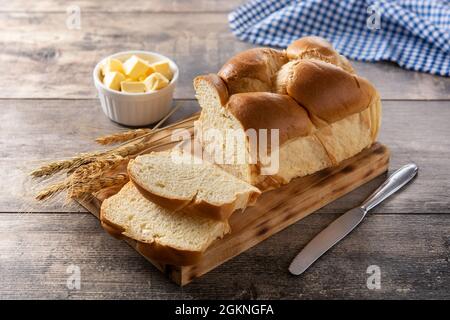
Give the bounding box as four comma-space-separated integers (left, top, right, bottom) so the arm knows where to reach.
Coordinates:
229, 0, 450, 76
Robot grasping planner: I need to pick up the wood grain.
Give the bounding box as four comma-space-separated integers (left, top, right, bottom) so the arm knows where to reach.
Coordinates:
0, 212, 448, 299
0, 0, 242, 13
1, 99, 449, 214
0, 12, 449, 100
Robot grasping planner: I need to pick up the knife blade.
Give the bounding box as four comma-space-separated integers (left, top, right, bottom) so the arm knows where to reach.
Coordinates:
289, 207, 365, 275
289, 163, 418, 276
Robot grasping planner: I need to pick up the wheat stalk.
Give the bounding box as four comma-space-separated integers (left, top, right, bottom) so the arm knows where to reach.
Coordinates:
30, 153, 102, 178
31, 111, 195, 178
96, 111, 198, 149
30, 104, 189, 178
35, 180, 71, 201
95, 128, 152, 145
95, 103, 182, 145
31, 111, 199, 202
135, 138, 187, 156
34, 138, 181, 200
109, 124, 192, 158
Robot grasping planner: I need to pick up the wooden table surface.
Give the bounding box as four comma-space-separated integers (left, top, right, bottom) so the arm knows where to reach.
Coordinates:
1, 0, 449, 299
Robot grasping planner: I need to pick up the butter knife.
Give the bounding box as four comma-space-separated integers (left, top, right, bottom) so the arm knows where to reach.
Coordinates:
289, 163, 418, 276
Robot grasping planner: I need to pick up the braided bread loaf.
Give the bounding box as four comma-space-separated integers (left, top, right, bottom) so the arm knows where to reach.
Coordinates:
194, 36, 381, 190
103, 37, 381, 264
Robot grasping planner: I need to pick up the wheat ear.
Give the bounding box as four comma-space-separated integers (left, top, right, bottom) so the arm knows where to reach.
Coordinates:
71, 156, 127, 179
95, 128, 152, 145
35, 180, 71, 200
69, 173, 129, 198
30, 151, 104, 178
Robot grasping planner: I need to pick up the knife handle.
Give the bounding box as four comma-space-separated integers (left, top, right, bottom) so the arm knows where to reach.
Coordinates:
361, 163, 418, 212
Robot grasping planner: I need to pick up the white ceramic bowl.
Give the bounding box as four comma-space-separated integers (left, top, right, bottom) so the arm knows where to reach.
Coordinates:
93, 51, 179, 126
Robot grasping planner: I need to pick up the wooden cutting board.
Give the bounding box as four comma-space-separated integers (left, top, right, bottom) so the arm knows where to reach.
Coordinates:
77, 116, 390, 286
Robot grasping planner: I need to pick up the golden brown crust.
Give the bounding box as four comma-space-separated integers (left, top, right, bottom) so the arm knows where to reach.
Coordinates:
194, 74, 229, 105
284, 59, 375, 125
100, 218, 126, 240
218, 48, 288, 94
130, 175, 190, 211
100, 210, 205, 266
287, 36, 338, 61
134, 240, 203, 266
128, 164, 260, 221
225, 92, 313, 146
287, 36, 354, 73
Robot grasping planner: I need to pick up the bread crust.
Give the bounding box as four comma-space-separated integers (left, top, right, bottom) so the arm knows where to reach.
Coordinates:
194, 36, 381, 190
128, 164, 261, 221
287, 36, 354, 73
284, 59, 375, 125
225, 92, 313, 146
287, 36, 338, 61
218, 48, 288, 94
194, 74, 229, 105
100, 210, 206, 266
99, 182, 231, 266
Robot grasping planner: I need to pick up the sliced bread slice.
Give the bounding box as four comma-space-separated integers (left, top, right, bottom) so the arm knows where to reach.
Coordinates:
128, 151, 261, 221
100, 182, 230, 266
